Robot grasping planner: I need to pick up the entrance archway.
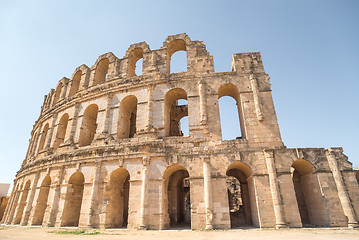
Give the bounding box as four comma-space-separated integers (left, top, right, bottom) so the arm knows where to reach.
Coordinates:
163, 164, 191, 229
105, 168, 130, 228
61, 171, 84, 227
32, 175, 51, 225
291, 159, 329, 226
226, 162, 253, 228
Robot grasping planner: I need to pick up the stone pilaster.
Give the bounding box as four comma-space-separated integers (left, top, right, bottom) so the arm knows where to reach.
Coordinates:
198, 80, 207, 125
250, 74, 263, 121
139, 156, 150, 229
45, 113, 58, 149
203, 158, 213, 229
263, 150, 286, 228
326, 149, 359, 228
65, 103, 80, 145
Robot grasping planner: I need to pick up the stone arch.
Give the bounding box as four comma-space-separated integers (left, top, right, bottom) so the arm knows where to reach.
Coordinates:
52, 82, 63, 107
127, 48, 144, 77
69, 70, 82, 98
37, 123, 49, 152
166, 39, 187, 73
14, 180, 31, 224
79, 104, 98, 147
61, 171, 85, 227
291, 158, 329, 226
164, 88, 188, 137
218, 84, 245, 139
163, 164, 191, 229
53, 113, 69, 149
32, 175, 51, 225
105, 168, 130, 228
93, 58, 109, 86
226, 162, 254, 228
118, 95, 138, 139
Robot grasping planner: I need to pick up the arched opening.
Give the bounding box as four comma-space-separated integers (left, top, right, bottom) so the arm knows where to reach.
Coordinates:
118, 95, 137, 139
61, 171, 85, 227
164, 89, 189, 137
28, 132, 37, 156
127, 48, 144, 77
32, 175, 51, 225
291, 159, 328, 226
218, 84, 244, 140
226, 162, 253, 228
105, 168, 130, 228
53, 113, 69, 149
14, 180, 31, 224
52, 83, 63, 107
37, 123, 49, 152
93, 58, 109, 86
170, 51, 187, 73
69, 70, 82, 98
166, 39, 187, 73
79, 104, 98, 147
163, 164, 191, 229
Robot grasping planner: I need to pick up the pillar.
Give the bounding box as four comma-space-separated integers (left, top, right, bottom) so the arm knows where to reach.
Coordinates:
139, 156, 150, 229
326, 149, 359, 228
198, 80, 207, 124
20, 172, 40, 226
102, 93, 113, 135
86, 160, 102, 227
146, 86, 153, 131
249, 74, 263, 121
263, 150, 286, 228
45, 113, 58, 149
65, 103, 80, 145
203, 159, 213, 229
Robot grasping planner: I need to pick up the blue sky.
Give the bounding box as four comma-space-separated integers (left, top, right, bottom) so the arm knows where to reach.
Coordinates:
0, 0, 358, 192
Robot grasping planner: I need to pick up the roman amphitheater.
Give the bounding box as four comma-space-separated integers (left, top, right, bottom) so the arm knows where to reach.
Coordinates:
1, 33, 359, 230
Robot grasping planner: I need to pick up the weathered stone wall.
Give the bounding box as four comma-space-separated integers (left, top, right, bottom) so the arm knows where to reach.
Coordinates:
2, 34, 359, 230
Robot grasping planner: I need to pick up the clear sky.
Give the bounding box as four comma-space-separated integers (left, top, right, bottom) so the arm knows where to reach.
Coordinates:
0, 0, 358, 192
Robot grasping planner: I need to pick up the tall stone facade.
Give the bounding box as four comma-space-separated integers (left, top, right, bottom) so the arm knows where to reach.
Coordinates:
2, 34, 359, 229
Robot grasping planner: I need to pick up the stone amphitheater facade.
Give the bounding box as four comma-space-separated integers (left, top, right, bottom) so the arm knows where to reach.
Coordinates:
2, 33, 359, 230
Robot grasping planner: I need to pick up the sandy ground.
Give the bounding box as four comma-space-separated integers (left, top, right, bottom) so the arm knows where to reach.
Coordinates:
0, 226, 358, 240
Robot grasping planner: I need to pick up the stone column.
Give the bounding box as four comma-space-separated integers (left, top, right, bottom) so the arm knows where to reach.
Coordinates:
45, 113, 58, 149
20, 171, 40, 226
159, 179, 165, 230
263, 150, 286, 228
1, 180, 17, 224
44, 166, 65, 227
65, 103, 80, 145
198, 80, 207, 124
87, 160, 102, 227
203, 159, 213, 229
326, 149, 359, 228
139, 156, 150, 229
102, 93, 113, 135
249, 74, 263, 121
146, 86, 153, 131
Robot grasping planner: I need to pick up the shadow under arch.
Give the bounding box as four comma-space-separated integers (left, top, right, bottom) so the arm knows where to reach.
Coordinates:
118, 95, 138, 139
226, 162, 254, 228
105, 167, 130, 228
61, 171, 85, 227
32, 175, 51, 225
162, 164, 191, 229
291, 158, 329, 227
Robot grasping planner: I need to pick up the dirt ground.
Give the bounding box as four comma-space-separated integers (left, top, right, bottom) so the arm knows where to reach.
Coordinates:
0, 226, 358, 240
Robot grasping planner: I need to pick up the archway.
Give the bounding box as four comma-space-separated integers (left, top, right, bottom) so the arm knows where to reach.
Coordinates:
127, 48, 144, 77
53, 113, 69, 149
105, 168, 130, 228
61, 171, 84, 227
32, 175, 51, 225
93, 58, 109, 86
69, 70, 82, 97
37, 123, 49, 152
291, 159, 328, 226
118, 95, 138, 139
218, 84, 245, 140
166, 39, 187, 73
226, 162, 253, 228
163, 164, 191, 229
164, 88, 188, 137
14, 180, 31, 224
79, 104, 98, 147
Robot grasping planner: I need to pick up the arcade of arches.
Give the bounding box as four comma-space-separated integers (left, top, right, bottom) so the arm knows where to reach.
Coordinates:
3, 34, 359, 230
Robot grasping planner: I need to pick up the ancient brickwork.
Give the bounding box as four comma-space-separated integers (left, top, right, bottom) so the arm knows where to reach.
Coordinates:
2, 34, 359, 229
